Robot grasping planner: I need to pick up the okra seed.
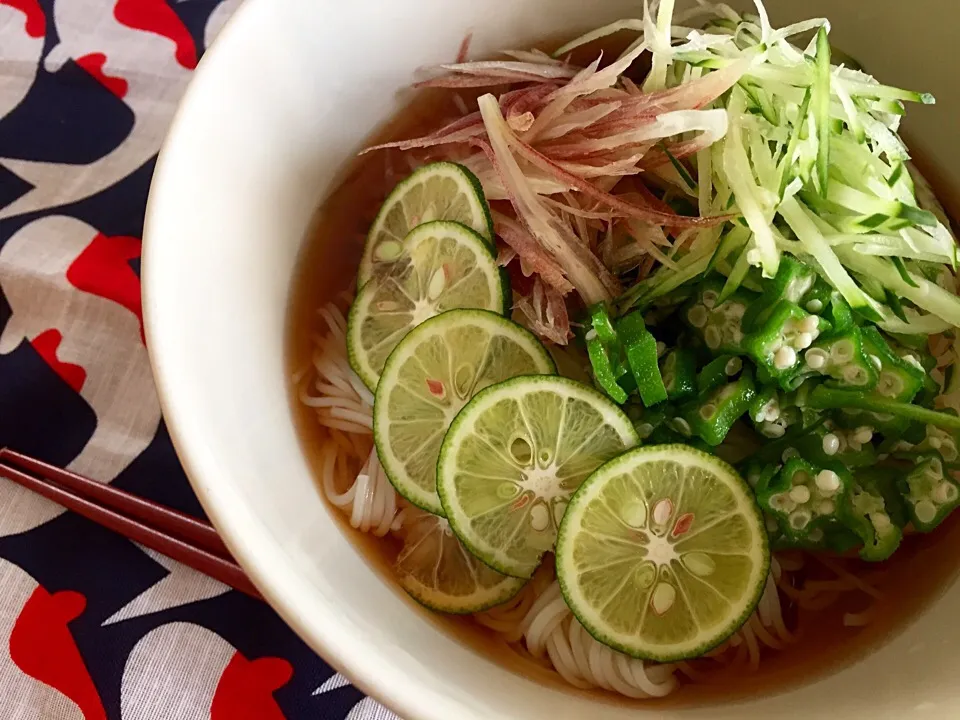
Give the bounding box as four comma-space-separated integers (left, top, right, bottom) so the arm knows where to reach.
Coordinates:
636, 422, 654, 439
585, 329, 598, 341
929, 437, 943, 450
800, 315, 819, 334
705, 326, 722, 349
933, 483, 955, 504
854, 427, 874, 444
783, 448, 800, 463
656, 341, 667, 357
822, 433, 840, 456
789, 486, 811, 504
869, 354, 883, 371
873, 513, 892, 531
805, 349, 828, 370
774, 346, 797, 370
843, 366, 868, 385
699, 404, 717, 420
806, 299, 824, 313
944, 484, 958, 502
942, 443, 957, 462
831, 340, 855, 363
764, 406, 781, 422
671, 418, 692, 436
724, 357, 742, 376
794, 332, 814, 350
915, 500, 938, 524
761, 422, 786, 438
687, 306, 708, 328
878, 373, 903, 397
816, 470, 841, 493
808, 528, 824, 542
727, 304, 746, 320
903, 354, 924, 370
789, 511, 811, 529
702, 290, 719, 309
930, 457, 944, 475
818, 500, 835, 515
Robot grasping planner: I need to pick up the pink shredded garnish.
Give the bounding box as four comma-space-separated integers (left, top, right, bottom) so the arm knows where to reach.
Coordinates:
514, 276, 572, 345
437, 61, 579, 80
415, 72, 551, 89
456, 33, 472, 64
357, 42, 745, 328
496, 246, 518, 267
478, 98, 620, 303
494, 212, 574, 295
506, 133, 722, 228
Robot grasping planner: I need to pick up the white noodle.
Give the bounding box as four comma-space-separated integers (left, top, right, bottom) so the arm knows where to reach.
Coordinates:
299, 301, 403, 535
297, 304, 817, 699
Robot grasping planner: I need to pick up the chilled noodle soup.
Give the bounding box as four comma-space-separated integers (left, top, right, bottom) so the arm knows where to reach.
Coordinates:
287, 0, 960, 706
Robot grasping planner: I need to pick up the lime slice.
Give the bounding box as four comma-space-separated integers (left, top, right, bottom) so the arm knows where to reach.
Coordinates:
348, 221, 507, 391
556, 444, 769, 662
437, 376, 639, 579
375, 309, 555, 514
358, 162, 494, 286
396, 507, 527, 613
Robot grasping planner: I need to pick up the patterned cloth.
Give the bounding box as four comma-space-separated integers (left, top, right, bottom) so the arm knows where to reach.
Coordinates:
0, 1, 397, 717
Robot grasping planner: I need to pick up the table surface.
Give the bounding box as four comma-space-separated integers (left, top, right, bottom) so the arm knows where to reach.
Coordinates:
0, 1, 398, 717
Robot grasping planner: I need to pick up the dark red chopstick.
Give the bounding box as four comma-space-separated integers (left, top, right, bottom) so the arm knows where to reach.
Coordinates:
0, 448, 261, 599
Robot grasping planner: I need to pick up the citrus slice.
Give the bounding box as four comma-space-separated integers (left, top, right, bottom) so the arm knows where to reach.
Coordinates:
437, 376, 639, 579
348, 221, 507, 391
358, 162, 494, 286
396, 507, 527, 613
375, 309, 555, 514
555, 444, 769, 662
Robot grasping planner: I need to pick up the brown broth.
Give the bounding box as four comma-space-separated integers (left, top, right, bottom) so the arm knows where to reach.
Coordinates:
285, 44, 960, 709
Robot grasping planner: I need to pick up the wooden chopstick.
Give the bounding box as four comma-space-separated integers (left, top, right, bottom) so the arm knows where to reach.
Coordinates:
0, 448, 261, 599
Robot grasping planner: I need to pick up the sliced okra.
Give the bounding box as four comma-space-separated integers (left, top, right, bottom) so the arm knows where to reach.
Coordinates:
684, 369, 756, 446
860, 326, 924, 403
898, 453, 960, 533
795, 422, 878, 468
745, 300, 828, 387
743, 256, 818, 331
758, 458, 852, 545
682, 279, 756, 354
840, 470, 905, 562
659, 347, 697, 402
802, 327, 879, 390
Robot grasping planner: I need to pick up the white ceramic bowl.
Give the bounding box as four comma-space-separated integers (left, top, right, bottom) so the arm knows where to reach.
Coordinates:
143, 0, 960, 717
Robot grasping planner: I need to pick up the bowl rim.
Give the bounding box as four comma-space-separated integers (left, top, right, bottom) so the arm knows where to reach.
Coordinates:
141, 2, 413, 717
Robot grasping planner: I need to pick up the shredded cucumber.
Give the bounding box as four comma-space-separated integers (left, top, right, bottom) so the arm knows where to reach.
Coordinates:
627, 0, 955, 333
